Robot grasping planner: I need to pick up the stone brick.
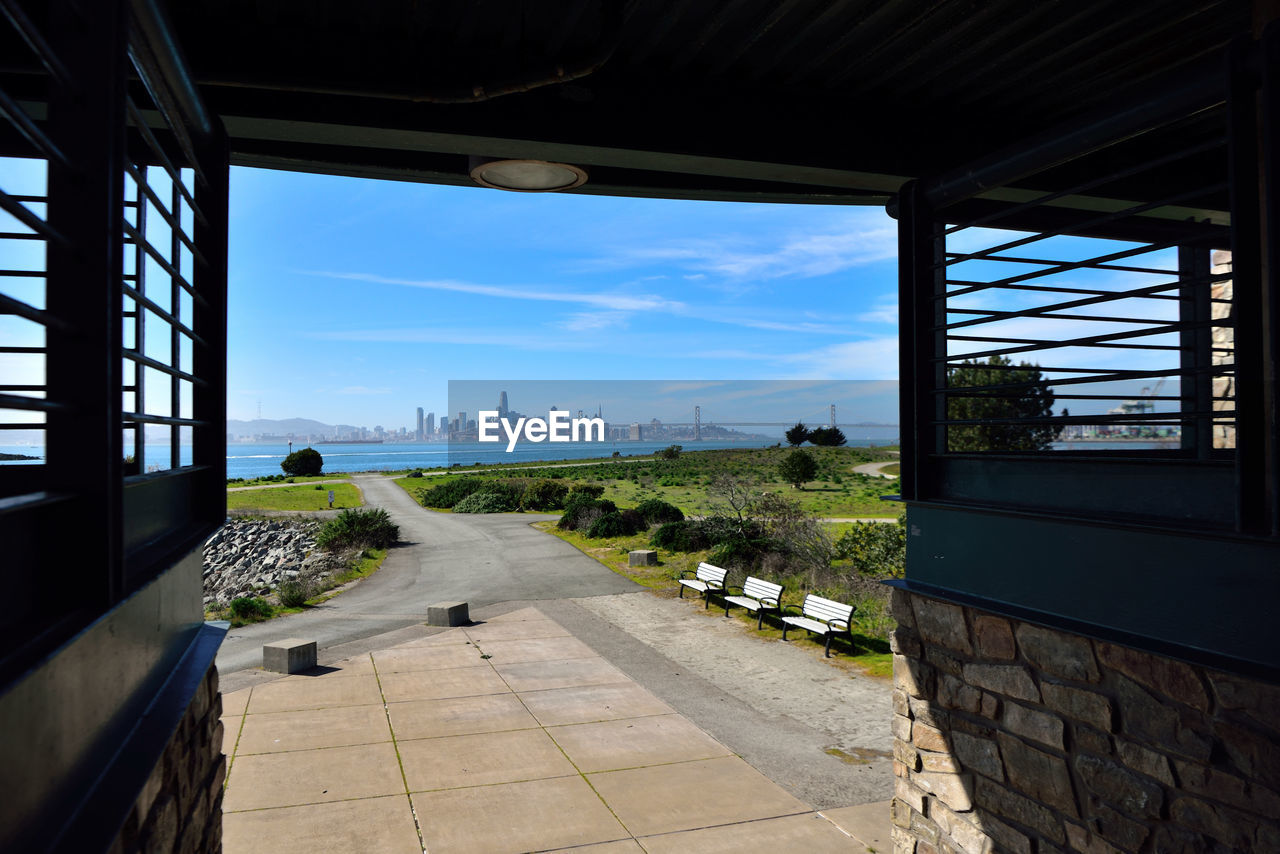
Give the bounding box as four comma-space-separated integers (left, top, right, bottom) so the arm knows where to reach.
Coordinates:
1216, 719, 1280, 789
1002, 702, 1064, 750
978, 812, 1032, 854
1064, 822, 1123, 854
916, 842, 939, 854
890, 587, 917, 628
1172, 758, 1280, 815
1096, 643, 1208, 712
911, 808, 942, 845
896, 654, 936, 699
930, 797, 993, 854
1207, 670, 1280, 734
972, 615, 1016, 661
894, 688, 912, 717
1169, 796, 1254, 850
914, 771, 974, 812
949, 716, 997, 740
921, 752, 963, 773
1074, 753, 1162, 819
896, 739, 921, 770
1151, 824, 1202, 854
1015, 624, 1099, 682
913, 597, 973, 655
892, 825, 918, 854
963, 663, 1040, 703
1114, 675, 1209, 761
891, 625, 923, 657
951, 731, 1003, 781
1093, 801, 1152, 852
974, 776, 1066, 845
1257, 821, 1280, 852
897, 777, 927, 812
913, 722, 949, 752
926, 646, 966, 678
1116, 741, 1173, 786
910, 696, 949, 728
892, 796, 915, 828
1041, 682, 1112, 732
937, 673, 982, 714
997, 733, 1078, 816
980, 692, 1000, 719
894, 713, 914, 743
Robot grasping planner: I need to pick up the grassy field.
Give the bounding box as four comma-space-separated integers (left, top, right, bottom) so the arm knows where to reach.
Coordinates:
228, 473, 351, 488
397, 445, 900, 518
536, 520, 893, 678
226, 481, 364, 512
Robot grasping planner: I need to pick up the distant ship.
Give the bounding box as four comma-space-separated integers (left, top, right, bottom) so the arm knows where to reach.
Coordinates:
316, 439, 384, 444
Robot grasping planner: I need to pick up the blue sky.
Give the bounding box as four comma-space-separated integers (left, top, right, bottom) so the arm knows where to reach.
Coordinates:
228, 167, 900, 429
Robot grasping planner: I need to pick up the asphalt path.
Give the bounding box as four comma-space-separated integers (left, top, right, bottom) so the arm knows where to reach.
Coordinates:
214, 474, 641, 673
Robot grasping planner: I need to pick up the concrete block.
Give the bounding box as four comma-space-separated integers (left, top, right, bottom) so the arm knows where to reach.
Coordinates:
428, 601, 470, 627
628, 550, 658, 566
263, 638, 317, 674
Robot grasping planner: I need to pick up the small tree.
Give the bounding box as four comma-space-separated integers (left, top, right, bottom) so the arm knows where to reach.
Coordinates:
657, 444, 682, 460
808, 426, 847, 446
778, 449, 818, 488
281, 447, 323, 476
785, 422, 810, 447
947, 355, 1056, 451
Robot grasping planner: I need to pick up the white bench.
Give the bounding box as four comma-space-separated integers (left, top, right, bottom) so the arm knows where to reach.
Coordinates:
781, 593, 856, 657
722, 576, 784, 629
678, 562, 728, 609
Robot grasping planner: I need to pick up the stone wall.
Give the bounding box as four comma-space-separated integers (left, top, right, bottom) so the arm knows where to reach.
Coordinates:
889, 587, 1280, 854
1210, 249, 1234, 451
107, 662, 224, 854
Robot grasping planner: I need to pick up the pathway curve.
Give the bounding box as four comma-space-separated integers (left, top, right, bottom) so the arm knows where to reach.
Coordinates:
851, 459, 899, 478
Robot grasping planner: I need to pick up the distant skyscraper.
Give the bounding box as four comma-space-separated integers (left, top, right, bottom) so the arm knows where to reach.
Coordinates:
416, 407, 424, 441
457, 411, 467, 432
498, 391, 508, 417
426, 412, 435, 436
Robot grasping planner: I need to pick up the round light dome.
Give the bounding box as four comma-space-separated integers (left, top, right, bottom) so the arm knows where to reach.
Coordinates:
469, 157, 588, 192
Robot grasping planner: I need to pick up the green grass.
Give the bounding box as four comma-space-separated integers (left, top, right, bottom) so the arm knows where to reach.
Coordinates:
879, 463, 900, 476
226, 482, 364, 512
227, 473, 350, 488
537, 520, 893, 677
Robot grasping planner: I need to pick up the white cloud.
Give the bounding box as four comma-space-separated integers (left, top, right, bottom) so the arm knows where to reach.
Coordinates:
556, 311, 630, 332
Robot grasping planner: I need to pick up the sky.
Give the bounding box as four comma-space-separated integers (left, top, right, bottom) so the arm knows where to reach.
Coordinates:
227, 167, 901, 430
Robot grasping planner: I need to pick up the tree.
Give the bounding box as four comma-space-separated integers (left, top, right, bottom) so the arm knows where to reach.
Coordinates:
808, 426, 847, 446
281, 447, 323, 476
946, 355, 1057, 451
778, 449, 818, 488
785, 422, 810, 447
657, 444, 682, 460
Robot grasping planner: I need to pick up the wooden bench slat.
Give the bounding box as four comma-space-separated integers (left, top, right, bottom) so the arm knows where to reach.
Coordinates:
781, 593, 857, 656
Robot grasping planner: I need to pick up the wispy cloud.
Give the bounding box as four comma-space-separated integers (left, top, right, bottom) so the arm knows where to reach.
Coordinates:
334, 385, 393, 395
555, 311, 630, 332
691, 336, 900, 380
307, 327, 597, 351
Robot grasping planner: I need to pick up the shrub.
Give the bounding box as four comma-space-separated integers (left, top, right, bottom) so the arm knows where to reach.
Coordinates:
276, 578, 314, 608
229, 596, 272, 620
568, 483, 605, 499
406, 470, 424, 478
635, 498, 684, 526
778, 449, 818, 488
281, 447, 323, 476
520, 478, 569, 511
650, 520, 711, 552
316, 508, 400, 551
558, 497, 617, 530
834, 517, 906, 577
454, 490, 518, 513
657, 444, 682, 460
418, 477, 485, 508
586, 510, 647, 538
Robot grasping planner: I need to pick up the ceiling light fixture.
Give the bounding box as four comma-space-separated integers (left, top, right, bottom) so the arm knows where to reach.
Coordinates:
468, 156, 588, 192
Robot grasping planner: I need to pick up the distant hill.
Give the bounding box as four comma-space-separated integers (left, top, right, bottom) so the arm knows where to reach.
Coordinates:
227, 418, 346, 436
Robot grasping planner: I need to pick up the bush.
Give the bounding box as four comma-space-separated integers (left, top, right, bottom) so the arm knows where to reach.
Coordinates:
520, 478, 569, 511
635, 498, 684, 526
454, 490, 518, 513
418, 477, 485, 508
834, 517, 906, 577
586, 510, 647, 538
778, 449, 818, 488
568, 483, 605, 499
657, 444, 682, 460
229, 596, 272, 620
650, 520, 711, 552
281, 447, 323, 476
558, 497, 617, 530
276, 578, 314, 608
406, 470, 424, 478
316, 508, 400, 551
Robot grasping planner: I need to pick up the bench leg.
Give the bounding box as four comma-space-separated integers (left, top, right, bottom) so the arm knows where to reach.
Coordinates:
704, 591, 711, 609
724, 600, 732, 618
756, 610, 765, 630
824, 633, 833, 657
678, 585, 685, 599
781, 624, 790, 641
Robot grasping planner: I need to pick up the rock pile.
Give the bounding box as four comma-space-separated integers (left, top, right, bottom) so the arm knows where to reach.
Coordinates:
202, 519, 350, 607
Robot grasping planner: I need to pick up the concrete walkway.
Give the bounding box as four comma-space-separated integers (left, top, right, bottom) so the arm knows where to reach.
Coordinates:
221, 606, 889, 854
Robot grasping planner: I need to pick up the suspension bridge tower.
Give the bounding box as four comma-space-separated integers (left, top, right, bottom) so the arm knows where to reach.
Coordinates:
694, 405, 701, 441
830, 404, 836, 428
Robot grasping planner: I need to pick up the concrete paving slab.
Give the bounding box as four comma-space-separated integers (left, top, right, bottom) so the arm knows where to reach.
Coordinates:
385, 692, 539, 740
463, 618, 572, 642
411, 776, 629, 854
222, 742, 404, 811
244, 674, 383, 714
517, 682, 675, 727
222, 795, 421, 854
377, 664, 511, 703
486, 606, 550, 622
588, 755, 810, 837
221, 687, 250, 717
549, 714, 733, 773
494, 656, 631, 692
398, 727, 577, 791
389, 626, 473, 647
371, 642, 490, 673
637, 812, 864, 853
820, 801, 892, 851
235, 704, 391, 754
475, 635, 599, 664
220, 716, 242, 757
271, 654, 375, 679
546, 842, 646, 853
